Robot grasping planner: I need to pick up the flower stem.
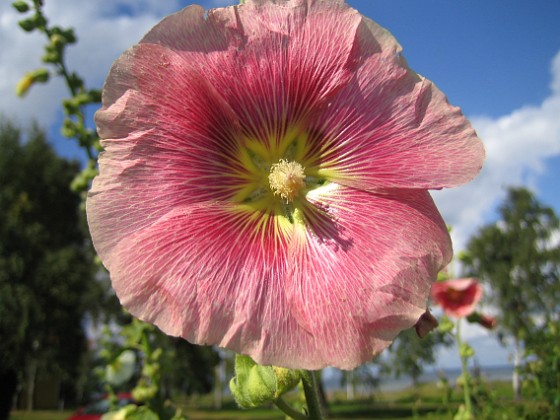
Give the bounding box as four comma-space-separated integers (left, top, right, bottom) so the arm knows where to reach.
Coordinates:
456, 319, 473, 416
300, 370, 324, 420
273, 397, 308, 420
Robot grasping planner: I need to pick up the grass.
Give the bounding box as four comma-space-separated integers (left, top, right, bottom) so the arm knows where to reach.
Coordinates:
10, 411, 72, 420
10, 381, 551, 419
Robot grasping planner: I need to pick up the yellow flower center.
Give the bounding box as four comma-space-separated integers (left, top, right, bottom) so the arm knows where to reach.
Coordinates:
268, 159, 306, 203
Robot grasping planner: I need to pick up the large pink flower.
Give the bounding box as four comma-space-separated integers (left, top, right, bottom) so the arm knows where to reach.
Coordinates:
87, 0, 484, 369
430, 278, 483, 318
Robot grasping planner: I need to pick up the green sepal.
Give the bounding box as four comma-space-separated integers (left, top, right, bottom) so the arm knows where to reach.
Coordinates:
230, 354, 301, 408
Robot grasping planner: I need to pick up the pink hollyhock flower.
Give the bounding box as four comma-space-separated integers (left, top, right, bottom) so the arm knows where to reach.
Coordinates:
87, 0, 484, 369
431, 278, 483, 318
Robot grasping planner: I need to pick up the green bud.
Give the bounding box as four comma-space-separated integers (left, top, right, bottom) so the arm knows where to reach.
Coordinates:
459, 342, 475, 359
15, 68, 49, 97
453, 404, 474, 420
230, 354, 301, 409
12, 1, 30, 13
88, 89, 102, 103
23, 13, 46, 31
62, 28, 76, 44
142, 362, 160, 378
18, 17, 37, 31
272, 366, 301, 396
438, 316, 455, 334
50, 33, 65, 47
131, 385, 158, 403
150, 347, 163, 362
68, 72, 84, 91
62, 118, 78, 138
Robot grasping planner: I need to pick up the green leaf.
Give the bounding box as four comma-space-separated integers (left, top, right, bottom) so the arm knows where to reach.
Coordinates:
106, 350, 136, 386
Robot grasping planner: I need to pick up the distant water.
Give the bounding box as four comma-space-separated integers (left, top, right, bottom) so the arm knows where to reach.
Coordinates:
323, 365, 514, 393
380, 365, 513, 392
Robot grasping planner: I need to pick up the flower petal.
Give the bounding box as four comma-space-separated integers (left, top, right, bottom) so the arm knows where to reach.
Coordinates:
102, 201, 322, 368
313, 17, 485, 190
284, 185, 452, 369
89, 43, 251, 259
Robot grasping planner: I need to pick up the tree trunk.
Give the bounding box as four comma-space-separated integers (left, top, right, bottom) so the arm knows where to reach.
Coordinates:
346, 370, 354, 400
0, 369, 18, 420
25, 359, 37, 411
512, 338, 521, 400
213, 356, 225, 409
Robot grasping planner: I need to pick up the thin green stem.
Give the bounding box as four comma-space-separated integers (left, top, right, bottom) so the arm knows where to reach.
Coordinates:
300, 370, 324, 420
456, 319, 473, 416
273, 396, 308, 420
35, 4, 97, 161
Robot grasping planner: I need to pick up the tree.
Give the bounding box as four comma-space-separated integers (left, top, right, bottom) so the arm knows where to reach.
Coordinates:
461, 187, 560, 400
388, 327, 452, 389
0, 119, 102, 415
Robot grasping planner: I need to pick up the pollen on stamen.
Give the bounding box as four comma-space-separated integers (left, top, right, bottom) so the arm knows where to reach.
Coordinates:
268, 159, 306, 203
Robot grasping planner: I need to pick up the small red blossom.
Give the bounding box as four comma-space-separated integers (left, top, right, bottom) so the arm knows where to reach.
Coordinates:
431, 278, 483, 318
87, 0, 484, 369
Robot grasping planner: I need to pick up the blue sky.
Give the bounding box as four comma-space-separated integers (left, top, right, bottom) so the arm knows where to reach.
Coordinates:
1, 0, 559, 369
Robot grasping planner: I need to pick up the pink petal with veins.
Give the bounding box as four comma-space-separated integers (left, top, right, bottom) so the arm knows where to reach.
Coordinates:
88, 0, 484, 369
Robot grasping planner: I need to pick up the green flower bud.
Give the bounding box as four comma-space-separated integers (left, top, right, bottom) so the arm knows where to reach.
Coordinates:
131, 385, 158, 402
12, 1, 30, 13
62, 118, 78, 138
459, 342, 475, 359
438, 316, 455, 333
18, 17, 36, 31
15, 68, 49, 97
150, 347, 162, 362
230, 354, 301, 409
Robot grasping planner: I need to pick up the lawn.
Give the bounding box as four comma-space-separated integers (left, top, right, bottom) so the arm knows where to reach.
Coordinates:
10, 381, 549, 419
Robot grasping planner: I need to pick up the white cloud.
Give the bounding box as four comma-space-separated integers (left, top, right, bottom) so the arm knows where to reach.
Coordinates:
433, 50, 560, 252
0, 0, 183, 128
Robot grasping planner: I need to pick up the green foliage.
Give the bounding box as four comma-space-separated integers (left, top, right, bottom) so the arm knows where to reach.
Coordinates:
462, 187, 560, 341
462, 187, 560, 406
0, 119, 101, 403
523, 319, 560, 414
13, 0, 100, 196
97, 318, 219, 419
388, 327, 453, 385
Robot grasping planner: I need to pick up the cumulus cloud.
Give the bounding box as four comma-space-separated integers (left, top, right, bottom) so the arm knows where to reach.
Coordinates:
0, 0, 184, 128
433, 50, 560, 252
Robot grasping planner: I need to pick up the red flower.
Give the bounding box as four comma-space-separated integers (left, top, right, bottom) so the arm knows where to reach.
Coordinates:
430, 278, 483, 318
